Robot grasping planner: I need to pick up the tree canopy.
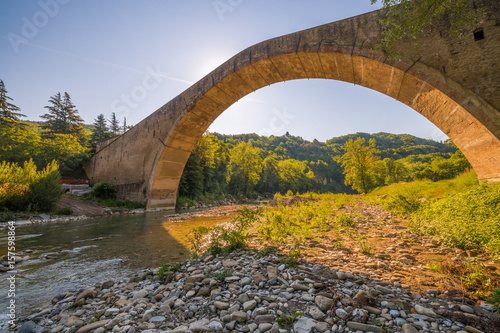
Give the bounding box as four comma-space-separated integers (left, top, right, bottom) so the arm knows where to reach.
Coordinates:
340, 137, 380, 194
40, 92, 85, 142
0, 80, 25, 124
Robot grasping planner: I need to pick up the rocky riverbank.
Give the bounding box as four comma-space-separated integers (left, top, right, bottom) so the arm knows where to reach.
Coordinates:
0, 200, 255, 231
13, 249, 500, 333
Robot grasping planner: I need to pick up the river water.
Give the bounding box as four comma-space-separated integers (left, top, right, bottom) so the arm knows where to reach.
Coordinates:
0, 211, 233, 318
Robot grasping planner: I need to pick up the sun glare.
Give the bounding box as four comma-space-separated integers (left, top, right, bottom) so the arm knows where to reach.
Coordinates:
197, 54, 230, 78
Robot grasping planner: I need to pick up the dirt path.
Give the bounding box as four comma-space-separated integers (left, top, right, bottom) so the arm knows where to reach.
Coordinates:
56, 195, 109, 216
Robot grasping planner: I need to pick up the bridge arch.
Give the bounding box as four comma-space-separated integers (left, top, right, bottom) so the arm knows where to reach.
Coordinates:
86, 3, 500, 209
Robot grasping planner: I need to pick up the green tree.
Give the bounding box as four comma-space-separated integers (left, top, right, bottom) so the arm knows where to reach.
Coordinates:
371, 0, 483, 57
0, 80, 25, 124
227, 141, 263, 195
380, 157, 408, 184
277, 159, 315, 193
257, 155, 280, 193
90, 113, 112, 149
0, 124, 41, 164
178, 133, 229, 199
109, 112, 120, 135
40, 92, 85, 141
41, 134, 88, 174
340, 137, 380, 194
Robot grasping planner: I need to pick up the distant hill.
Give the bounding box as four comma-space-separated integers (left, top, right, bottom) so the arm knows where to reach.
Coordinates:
214, 132, 455, 162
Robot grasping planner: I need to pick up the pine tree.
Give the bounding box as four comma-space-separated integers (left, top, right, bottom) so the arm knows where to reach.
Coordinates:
0, 80, 26, 124
40, 92, 84, 140
109, 112, 120, 135
122, 117, 128, 134
90, 113, 112, 148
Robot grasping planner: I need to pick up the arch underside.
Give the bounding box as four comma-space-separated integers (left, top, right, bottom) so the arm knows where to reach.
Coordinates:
147, 51, 500, 208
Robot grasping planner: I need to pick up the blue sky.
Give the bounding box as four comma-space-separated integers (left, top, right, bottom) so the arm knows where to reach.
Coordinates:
0, 0, 448, 142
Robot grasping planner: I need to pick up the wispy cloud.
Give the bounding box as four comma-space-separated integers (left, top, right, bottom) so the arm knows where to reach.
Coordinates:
0, 36, 184, 82
1, 36, 267, 105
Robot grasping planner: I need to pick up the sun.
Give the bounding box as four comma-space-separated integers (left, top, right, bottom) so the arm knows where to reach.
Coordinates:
197, 54, 230, 78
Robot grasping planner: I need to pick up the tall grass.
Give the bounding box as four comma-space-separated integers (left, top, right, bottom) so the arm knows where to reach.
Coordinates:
187, 206, 260, 257
369, 170, 478, 201
258, 193, 359, 250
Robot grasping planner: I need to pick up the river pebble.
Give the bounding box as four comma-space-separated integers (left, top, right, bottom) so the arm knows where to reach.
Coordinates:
11, 250, 498, 333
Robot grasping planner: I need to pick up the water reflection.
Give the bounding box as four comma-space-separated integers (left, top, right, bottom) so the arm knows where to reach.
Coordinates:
0, 211, 233, 316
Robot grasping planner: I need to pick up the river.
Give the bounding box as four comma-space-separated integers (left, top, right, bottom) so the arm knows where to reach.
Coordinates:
0, 210, 234, 318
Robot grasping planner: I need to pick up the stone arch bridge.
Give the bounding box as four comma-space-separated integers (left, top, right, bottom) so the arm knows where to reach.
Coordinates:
85, 0, 500, 209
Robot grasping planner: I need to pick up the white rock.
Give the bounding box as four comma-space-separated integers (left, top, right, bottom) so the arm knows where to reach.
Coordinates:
142, 309, 155, 321
309, 307, 325, 320
459, 305, 474, 314
132, 289, 149, 300
241, 277, 252, 286
104, 308, 120, 317
294, 317, 317, 333
414, 304, 437, 317
314, 295, 333, 312
248, 323, 258, 333
149, 316, 165, 323
189, 318, 209, 332
214, 301, 230, 310
259, 323, 273, 332
243, 300, 257, 311
208, 321, 223, 331
335, 308, 348, 319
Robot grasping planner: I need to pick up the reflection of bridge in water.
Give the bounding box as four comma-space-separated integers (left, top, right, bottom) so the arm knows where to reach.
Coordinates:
85, 0, 500, 209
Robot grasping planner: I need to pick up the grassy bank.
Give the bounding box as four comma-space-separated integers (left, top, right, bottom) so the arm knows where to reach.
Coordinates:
368, 171, 500, 257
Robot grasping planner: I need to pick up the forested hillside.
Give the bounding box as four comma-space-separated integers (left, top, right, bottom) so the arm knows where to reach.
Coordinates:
178, 131, 468, 206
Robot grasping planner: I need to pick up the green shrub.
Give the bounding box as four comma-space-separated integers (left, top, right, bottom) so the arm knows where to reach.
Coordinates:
26, 170, 64, 211
158, 262, 181, 281
383, 188, 422, 214
90, 181, 116, 200
276, 312, 304, 326
188, 206, 261, 257
486, 288, 500, 313
412, 184, 500, 255
54, 206, 73, 215
0, 211, 16, 222
188, 226, 210, 258
280, 249, 300, 268
0, 159, 62, 212
336, 213, 354, 227
357, 239, 374, 255
207, 225, 225, 256
213, 269, 233, 282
